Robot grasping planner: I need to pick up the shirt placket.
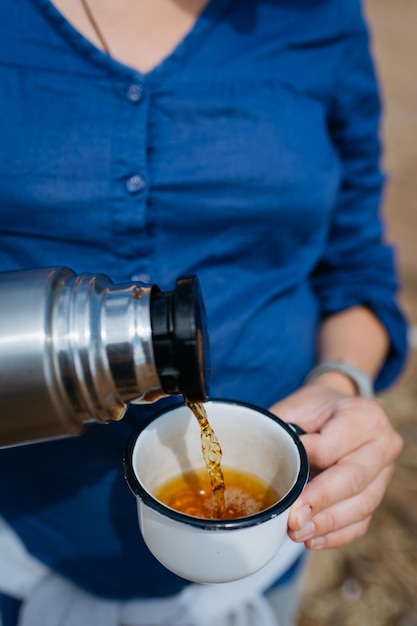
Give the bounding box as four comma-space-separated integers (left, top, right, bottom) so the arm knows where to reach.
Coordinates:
110, 72, 152, 280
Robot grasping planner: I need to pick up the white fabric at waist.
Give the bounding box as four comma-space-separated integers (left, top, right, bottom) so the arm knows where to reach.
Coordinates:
0, 516, 305, 626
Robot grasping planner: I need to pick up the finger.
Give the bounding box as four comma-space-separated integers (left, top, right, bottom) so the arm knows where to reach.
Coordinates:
269, 385, 345, 433
301, 399, 401, 470
305, 517, 372, 550
299, 422, 402, 509
288, 442, 396, 532
288, 465, 393, 543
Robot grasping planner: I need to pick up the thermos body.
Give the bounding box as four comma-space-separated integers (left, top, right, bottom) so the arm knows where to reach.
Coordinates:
0, 267, 210, 448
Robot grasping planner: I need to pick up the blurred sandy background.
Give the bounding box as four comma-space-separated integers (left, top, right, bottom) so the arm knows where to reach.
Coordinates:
297, 1, 417, 624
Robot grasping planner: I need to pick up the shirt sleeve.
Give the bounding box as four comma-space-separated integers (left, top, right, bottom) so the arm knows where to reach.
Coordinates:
310, 1, 408, 392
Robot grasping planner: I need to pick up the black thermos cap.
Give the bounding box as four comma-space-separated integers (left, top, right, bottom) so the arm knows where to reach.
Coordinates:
150, 275, 210, 402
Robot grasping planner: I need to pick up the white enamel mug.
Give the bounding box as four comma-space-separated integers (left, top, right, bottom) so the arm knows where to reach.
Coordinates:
123, 399, 308, 584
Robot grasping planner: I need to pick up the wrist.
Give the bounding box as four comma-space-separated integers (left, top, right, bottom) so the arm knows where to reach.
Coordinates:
307, 370, 357, 396
303, 360, 375, 398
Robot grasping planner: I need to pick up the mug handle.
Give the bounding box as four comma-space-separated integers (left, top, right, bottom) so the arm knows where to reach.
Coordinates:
288, 423, 306, 436
288, 423, 312, 484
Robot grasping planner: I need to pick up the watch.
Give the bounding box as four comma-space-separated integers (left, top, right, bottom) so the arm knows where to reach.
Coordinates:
303, 360, 375, 398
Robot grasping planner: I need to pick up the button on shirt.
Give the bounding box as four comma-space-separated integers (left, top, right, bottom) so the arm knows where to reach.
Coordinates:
126, 83, 145, 103
0, 0, 408, 601
125, 174, 146, 194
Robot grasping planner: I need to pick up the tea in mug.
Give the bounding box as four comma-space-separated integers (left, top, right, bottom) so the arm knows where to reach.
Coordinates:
153, 466, 280, 520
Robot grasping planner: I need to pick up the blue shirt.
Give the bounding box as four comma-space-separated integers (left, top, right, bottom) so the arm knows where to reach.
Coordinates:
0, 0, 408, 599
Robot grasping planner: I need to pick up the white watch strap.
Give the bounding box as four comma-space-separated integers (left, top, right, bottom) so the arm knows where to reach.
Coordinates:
303, 360, 374, 398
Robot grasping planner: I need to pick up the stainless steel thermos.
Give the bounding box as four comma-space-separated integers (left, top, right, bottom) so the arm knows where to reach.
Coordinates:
0, 267, 210, 447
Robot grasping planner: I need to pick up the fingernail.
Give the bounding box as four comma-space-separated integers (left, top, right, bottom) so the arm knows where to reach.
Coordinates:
296, 505, 312, 528
309, 536, 326, 550
293, 521, 315, 542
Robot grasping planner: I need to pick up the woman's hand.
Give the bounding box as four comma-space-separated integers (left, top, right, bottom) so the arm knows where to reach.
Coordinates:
268, 383, 403, 549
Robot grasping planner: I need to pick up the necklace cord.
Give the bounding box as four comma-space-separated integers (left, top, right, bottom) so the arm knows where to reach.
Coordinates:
80, 0, 112, 55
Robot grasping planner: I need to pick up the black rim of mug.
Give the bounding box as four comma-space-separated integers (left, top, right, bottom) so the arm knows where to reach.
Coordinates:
123, 398, 309, 530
